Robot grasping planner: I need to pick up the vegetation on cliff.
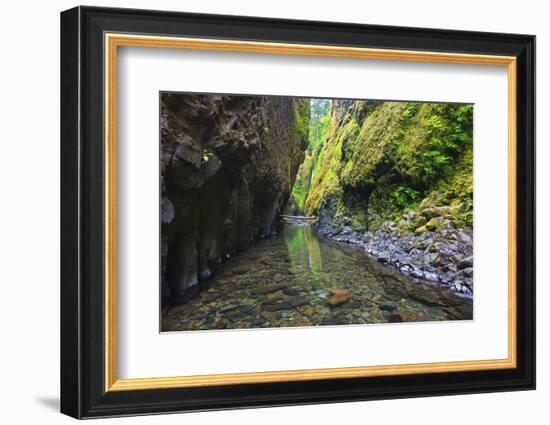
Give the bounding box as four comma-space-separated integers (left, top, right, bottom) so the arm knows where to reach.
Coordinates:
287, 99, 331, 214
296, 99, 473, 233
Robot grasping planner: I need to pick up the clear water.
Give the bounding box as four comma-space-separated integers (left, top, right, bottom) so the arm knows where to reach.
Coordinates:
162, 224, 473, 331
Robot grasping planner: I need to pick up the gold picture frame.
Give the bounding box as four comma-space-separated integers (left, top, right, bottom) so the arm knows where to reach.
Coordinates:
61, 6, 535, 419
104, 34, 517, 392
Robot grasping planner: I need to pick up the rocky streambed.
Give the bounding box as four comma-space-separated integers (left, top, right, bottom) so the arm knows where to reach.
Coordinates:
317, 206, 474, 297
162, 223, 473, 332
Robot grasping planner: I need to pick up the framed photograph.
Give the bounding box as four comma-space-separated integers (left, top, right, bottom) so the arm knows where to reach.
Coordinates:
60, 6, 535, 419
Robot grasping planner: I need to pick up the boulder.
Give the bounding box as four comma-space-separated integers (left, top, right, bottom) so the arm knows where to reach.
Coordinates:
327, 288, 351, 306
379, 301, 398, 311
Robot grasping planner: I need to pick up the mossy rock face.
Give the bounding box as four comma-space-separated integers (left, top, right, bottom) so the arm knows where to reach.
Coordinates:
304, 99, 473, 233
425, 217, 446, 231
422, 206, 451, 219
414, 225, 428, 235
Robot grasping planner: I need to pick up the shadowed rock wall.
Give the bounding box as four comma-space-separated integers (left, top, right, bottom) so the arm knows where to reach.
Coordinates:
160, 94, 309, 306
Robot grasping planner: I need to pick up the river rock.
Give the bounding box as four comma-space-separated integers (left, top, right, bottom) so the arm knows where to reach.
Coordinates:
262, 301, 292, 312
287, 296, 310, 307
377, 251, 390, 263
414, 225, 428, 235
161, 197, 175, 224
219, 304, 240, 313
283, 287, 302, 296
461, 267, 474, 278
327, 288, 351, 306
198, 267, 212, 282
426, 217, 446, 231
251, 318, 266, 327
407, 286, 444, 306
458, 255, 473, 269
379, 301, 398, 311
252, 284, 288, 295
423, 271, 439, 281
458, 230, 473, 244
386, 313, 403, 323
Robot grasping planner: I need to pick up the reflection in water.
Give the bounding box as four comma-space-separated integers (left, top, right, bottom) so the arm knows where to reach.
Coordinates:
162, 224, 473, 332
286, 225, 322, 275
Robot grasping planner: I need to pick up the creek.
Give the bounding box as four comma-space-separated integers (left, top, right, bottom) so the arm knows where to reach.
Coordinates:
162, 221, 473, 331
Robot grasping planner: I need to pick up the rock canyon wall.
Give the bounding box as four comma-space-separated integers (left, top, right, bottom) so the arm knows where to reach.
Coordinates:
160, 94, 309, 306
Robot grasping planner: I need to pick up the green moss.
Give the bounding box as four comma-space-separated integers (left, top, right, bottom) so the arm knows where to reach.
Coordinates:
298, 99, 473, 230
340, 102, 407, 190
289, 99, 331, 214
293, 99, 310, 146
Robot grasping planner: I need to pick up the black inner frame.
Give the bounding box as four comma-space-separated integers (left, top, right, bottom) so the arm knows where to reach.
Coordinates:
60, 6, 535, 419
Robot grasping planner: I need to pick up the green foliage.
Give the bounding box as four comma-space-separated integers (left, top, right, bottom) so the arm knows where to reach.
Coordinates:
395, 104, 473, 187
391, 185, 421, 209
289, 99, 332, 214
294, 99, 311, 144
299, 99, 473, 230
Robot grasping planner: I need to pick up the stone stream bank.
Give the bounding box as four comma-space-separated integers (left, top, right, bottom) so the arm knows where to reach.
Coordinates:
317, 202, 473, 296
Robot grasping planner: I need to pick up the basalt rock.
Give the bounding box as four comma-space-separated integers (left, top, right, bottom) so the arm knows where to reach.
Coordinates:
161, 94, 309, 307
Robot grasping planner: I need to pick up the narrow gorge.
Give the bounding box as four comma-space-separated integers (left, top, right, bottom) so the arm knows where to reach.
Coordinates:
160, 94, 474, 331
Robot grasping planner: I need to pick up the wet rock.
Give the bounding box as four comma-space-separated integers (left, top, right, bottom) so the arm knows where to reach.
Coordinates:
262, 301, 292, 312
426, 217, 446, 231
321, 315, 348, 326
377, 251, 390, 263
414, 225, 428, 235
299, 307, 315, 318
251, 318, 266, 327
272, 274, 286, 282
379, 301, 398, 311
328, 294, 351, 306
346, 300, 363, 309
203, 154, 222, 179
266, 295, 285, 303
461, 267, 474, 278
439, 289, 469, 307
225, 305, 256, 321
327, 288, 351, 306
199, 267, 212, 282
219, 304, 240, 313
173, 135, 202, 167
458, 255, 473, 269
252, 284, 288, 295
396, 311, 427, 322
228, 267, 248, 276
458, 230, 473, 244
161, 197, 175, 224
423, 271, 439, 281
283, 287, 302, 296
407, 286, 444, 306
190, 310, 209, 320
386, 313, 403, 323
287, 296, 310, 308
167, 235, 199, 296
213, 320, 229, 329
203, 292, 221, 303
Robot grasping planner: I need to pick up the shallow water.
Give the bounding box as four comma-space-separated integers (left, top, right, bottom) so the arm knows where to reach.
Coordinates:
162, 224, 473, 332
